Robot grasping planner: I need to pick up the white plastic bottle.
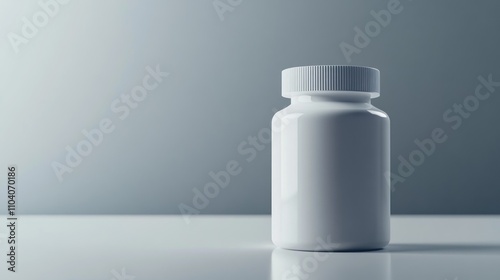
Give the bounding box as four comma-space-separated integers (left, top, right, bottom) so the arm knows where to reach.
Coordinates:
272, 65, 390, 251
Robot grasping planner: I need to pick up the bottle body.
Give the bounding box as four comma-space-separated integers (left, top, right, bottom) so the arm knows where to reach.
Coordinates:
272, 92, 390, 251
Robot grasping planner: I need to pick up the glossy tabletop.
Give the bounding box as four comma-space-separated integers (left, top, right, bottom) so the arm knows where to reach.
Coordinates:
0, 215, 499, 279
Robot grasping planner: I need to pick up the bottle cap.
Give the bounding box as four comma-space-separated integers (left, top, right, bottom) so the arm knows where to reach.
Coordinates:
282, 65, 380, 98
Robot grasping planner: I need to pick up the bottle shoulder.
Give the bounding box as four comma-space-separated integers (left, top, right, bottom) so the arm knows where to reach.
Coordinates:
274, 103, 389, 120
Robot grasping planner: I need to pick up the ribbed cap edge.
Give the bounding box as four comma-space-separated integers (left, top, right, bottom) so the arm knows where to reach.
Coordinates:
282, 65, 380, 97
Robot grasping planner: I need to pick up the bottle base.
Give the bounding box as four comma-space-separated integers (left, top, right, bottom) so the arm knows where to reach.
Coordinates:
273, 239, 390, 252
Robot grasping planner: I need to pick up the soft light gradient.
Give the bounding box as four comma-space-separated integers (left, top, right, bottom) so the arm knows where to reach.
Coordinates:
0, 0, 499, 214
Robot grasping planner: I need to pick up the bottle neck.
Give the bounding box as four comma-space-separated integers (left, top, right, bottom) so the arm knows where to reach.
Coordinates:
290, 92, 372, 104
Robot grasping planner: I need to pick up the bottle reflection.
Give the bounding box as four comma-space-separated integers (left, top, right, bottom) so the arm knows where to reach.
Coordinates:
271, 248, 391, 280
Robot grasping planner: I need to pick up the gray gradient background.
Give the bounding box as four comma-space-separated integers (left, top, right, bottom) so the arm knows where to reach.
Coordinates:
0, 0, 499, 215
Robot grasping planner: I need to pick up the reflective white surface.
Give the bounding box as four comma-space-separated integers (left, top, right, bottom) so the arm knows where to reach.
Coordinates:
0, 215, 499, 279
272, 91, 390, 251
